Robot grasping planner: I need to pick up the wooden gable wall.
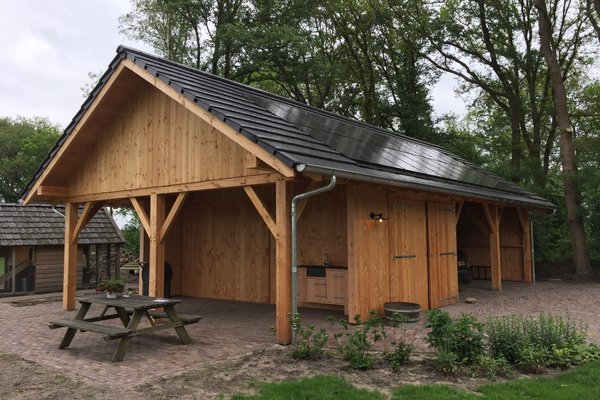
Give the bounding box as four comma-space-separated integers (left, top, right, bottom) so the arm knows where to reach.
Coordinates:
67, 80, 275, 199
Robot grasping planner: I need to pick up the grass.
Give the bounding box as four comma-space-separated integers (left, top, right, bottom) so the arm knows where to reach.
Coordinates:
230, 376, 383, 400
232, 360, 600, 399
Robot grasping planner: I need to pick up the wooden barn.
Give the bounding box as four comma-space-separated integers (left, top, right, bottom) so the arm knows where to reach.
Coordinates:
0, 204, 124, 295
21, 47, 554, 343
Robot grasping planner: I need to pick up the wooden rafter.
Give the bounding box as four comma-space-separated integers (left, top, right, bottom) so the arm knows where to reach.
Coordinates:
123, 59, 295, 179
244, 186, 277, 237
159, 192, 188, 243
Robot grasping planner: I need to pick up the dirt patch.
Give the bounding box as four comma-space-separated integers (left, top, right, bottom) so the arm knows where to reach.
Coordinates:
0, 345, 546, 400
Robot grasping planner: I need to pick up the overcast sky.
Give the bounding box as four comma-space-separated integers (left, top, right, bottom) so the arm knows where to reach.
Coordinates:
0, 1, 464, 129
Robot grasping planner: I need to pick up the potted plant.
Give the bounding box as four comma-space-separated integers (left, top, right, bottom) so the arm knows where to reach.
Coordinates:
97, 277, 126, 298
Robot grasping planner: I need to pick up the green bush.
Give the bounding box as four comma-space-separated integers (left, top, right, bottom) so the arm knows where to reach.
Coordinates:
385, 340, 414, 372
385, 312, 414, 372
433, 349, 460, 376
486, 313, 599, 372
469, 354, 512, 381
290, 314, 328, 360
333, 311, 386, 370
426, 310, 485, 364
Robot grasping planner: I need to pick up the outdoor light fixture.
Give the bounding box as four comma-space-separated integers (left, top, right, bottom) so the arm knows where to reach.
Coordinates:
370, 212, 387, 223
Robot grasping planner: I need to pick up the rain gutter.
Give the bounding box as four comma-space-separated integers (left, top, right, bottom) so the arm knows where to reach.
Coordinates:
296, 164, 555, 212
291, 166, 336, 343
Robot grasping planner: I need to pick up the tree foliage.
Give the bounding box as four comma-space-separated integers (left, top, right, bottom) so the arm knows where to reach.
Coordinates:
118, 0, 600, 270
0, 116, 61, 203
119, 0, 437, 138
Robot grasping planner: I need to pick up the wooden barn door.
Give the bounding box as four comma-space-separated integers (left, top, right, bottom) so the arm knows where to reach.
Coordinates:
427, 202, 459, 308
388, 197, 429, 310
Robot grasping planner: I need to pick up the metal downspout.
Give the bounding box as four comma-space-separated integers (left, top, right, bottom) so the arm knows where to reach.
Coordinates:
291, 169, 337, 343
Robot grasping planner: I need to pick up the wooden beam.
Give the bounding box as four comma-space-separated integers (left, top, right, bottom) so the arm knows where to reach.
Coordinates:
159, 192, 188, 243
455, 201, 464, 226
66, 173, 284, 204
464, 208, 489, 236
149, 194, 165, 297
131, 197, 151, 234
483, 204, 502, 291
244, 186, 277, 237
516, 208, 533, 283
63, 203, 79, 310
123, 59, 295, 179
275, 180, 292, 344
71, 202, 104, 242
37, 185, 69, 197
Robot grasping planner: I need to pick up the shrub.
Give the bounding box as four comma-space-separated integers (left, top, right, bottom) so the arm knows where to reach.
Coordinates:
333, 311, 386, 370
486, 313, 598, 372
470, 354, 512, 381
426, 309, 485, 364
386, 340, 414, 372
433, 349, 460, 376
290, 313, 328, 360
385, 312, 414, 372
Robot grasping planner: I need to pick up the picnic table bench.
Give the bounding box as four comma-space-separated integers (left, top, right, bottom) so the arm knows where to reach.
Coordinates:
49, 294, 201, 362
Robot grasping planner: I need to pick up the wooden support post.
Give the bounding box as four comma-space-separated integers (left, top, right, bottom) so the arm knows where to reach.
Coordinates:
483, 204, 502, 291
115, 244, 121, 279
149, 194, 165, 297
516, 208, 533, 283
107, 244, 112, 278
275, 180, 292, 344
63, 203, 79, 310
11, 247, 16, 294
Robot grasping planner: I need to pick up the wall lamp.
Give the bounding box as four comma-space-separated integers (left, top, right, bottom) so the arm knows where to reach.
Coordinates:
370, 212, 387, 223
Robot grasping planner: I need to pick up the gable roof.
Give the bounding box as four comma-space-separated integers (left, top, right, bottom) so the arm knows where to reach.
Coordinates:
22, 46, 554, 210
0, 204, 124, 246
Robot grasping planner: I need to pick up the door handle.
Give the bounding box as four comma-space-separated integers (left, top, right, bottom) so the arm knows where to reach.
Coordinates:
393, 255, 416, 260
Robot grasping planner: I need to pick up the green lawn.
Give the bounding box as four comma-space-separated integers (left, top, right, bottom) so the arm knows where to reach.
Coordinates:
232, 360, 600, 399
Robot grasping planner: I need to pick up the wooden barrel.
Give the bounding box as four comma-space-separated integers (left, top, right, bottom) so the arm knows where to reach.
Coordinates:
383, 302, 421, 323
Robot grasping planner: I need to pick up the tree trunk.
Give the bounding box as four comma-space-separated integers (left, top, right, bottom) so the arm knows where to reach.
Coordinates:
535, 0, 592, 277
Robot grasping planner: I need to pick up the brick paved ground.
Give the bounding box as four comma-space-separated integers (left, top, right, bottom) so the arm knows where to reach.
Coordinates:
0, 280, 598, 389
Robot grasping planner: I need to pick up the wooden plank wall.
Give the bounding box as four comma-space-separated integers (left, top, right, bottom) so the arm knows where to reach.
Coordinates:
179, 188, 272, 303
297, 186, 347, 267
35, 247, 84, 293
67, 82, 271, 197
457, 203, 526, 282
427, 202, 458, 308
500, 207, 524, 281
347, 183, 390, 318
388, 197, 429, 309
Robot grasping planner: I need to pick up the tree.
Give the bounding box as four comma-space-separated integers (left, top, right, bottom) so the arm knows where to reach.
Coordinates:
392, 0, 591, 189
534, 0, 592, 277
587, 0, 600, 41
119, 0, 437, 137
0, 117, 61, 203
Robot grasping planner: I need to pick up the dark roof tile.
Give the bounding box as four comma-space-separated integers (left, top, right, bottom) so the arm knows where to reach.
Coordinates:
20, 46, 554, 210
0, 205, 124, 247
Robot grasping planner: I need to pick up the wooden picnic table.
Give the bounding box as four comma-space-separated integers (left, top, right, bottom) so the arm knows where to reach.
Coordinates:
49, 294, 201, 362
